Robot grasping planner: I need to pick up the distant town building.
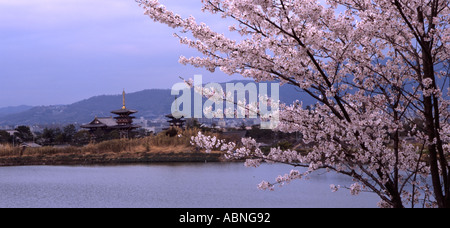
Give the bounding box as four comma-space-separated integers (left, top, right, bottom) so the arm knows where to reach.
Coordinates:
81, 90, 140, 139
6, 130, 18, 136
21, 142, 42, 148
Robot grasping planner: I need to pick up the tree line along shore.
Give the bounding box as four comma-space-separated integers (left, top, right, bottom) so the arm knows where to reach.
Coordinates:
0, 128, 224, 167
0, 123, 305, 167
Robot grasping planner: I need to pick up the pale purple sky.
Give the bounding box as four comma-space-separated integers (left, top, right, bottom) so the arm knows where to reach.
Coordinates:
0, 0, 244, 107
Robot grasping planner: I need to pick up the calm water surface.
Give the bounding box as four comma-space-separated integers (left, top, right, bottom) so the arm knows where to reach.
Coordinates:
0, 163, 379, 208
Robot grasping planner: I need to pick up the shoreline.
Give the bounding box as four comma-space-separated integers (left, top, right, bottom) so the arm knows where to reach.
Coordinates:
0, 128, 229, 167
0, 151, 224, 167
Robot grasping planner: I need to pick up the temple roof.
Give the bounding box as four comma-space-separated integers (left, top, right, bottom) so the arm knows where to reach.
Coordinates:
111, 108, 138, 115
111, 124, 141, 130
165, 111, 185, 119
111, 90, 138, 115
81, 117, 117, 129
81, 117, 140, 129
96, 117, 118, 126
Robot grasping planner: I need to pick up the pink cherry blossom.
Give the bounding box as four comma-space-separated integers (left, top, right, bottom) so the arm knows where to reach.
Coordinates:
138, 0, 450, 208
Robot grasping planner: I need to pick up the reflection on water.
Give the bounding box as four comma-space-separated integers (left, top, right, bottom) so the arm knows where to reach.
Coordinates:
0, 163, 379, 208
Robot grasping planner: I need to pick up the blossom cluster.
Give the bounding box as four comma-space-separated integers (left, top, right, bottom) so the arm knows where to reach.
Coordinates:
139, 0, 450, 208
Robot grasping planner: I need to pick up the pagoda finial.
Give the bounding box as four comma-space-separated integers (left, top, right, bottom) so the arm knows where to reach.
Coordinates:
122, 89, 126, 110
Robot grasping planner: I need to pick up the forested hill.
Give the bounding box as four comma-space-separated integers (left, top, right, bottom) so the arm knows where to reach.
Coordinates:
0, 81, 313, 125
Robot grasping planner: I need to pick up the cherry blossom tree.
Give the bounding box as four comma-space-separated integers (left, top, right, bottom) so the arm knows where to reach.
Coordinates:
137, 0, 450, 208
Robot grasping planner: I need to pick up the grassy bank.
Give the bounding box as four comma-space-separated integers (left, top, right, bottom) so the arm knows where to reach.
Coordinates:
0, 128, 224, 166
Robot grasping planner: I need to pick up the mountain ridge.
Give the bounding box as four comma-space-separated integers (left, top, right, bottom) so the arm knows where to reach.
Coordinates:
0, 80, 312, 126
0, 105, 34, 117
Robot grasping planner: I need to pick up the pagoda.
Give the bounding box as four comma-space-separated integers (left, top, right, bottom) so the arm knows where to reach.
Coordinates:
82, 90, 140, 139
166, 96, 186, 129
111, 90, 140, 138
166, 112, 186, 129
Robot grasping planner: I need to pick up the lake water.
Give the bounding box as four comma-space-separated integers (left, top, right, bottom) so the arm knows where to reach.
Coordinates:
0, 163, 379, 208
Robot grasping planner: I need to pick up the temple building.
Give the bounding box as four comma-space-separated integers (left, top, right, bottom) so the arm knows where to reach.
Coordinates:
166, 96, 186, 129
81, 90, 140, 139
166, 112, 186, 129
